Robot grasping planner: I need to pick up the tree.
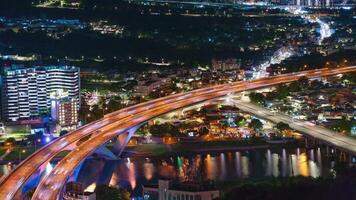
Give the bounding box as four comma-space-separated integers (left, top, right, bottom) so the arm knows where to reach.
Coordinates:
249, 119, 263, 131
199, 126, 209, 135
276, 122, 290, 132
341, 72, 356, 85
297, 76, 309, 90
90, 105, 103, 121
60, 130, 69, 137
288, 81, 301, 92
106, 98, 122, 113
24, 188, 36, 200
4, 137, 16, 146
332, 116, 353, 134
95, 185, 130, 200
249, 92, 265, 104
149, 123, 180, 137
310, 79, 323, 89
235, 116, 246, 127
275, 85, 290, 100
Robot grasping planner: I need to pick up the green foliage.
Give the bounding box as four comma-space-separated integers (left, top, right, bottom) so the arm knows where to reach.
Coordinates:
95, 185, 130, 200
235, 116, 247, 127
332, 116, 354, 134
297, 76, 309, 90
275, 85, 290, 100
199, 126, 209, 135
276, 122, 290, 132
4, 137, 16, 145
288, 81, 302, 92
341, 72, 356, 85
25, 188, 36, 199
149, 123, 180, 137
249, 92, 265, 105
60, 130, 69, 137
249, 119, 263, 130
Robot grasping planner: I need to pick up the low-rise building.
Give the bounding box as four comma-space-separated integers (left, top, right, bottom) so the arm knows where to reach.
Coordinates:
143, 179, 219, 200
63, 182, 96, 200
134, 78, 170, 97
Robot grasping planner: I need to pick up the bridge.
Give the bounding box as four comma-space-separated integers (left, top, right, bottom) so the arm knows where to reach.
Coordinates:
232, 99, 356, 154
0, 66, 355, 200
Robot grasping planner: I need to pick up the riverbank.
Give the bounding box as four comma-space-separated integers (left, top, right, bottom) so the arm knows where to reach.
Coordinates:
0, 139, 302, 163
0, 146, 69, 164
218, 165, 356, 200
125, 139, 302, 157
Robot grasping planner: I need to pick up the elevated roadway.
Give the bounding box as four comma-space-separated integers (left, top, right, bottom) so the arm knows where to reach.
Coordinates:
232, 99, 356, 154
31, 66, 356, 200
0, 66, 355, 200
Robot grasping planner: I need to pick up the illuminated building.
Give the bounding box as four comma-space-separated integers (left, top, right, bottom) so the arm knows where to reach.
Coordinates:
51, 91, 79, 130
1, 65, 80, 122
143, 179, 219, 200
63, 182, 96, 200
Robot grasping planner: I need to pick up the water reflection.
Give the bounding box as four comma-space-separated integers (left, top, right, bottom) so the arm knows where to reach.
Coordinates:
298, 153, 309, 176
281, 149, 287, 177
241, 156, 250, 178
219, 153, 226, 179
235, 152, 241, 177
266, 149, 272, 176
126, 160, 137, 189
0, 147, 345, 197
272, 153, 279, 177
317, 148, 322, 166
143, 162, 154, 181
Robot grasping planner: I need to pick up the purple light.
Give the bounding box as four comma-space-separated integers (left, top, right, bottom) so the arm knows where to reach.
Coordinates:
45, 137, 51, 143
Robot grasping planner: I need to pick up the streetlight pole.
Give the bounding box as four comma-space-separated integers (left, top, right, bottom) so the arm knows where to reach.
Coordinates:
35, 139, 41, 151
19, 149, 26, 162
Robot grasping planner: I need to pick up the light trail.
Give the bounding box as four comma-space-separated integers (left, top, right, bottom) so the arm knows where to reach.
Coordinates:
30, 66, 356, 200
284, 6, 333, 44
253, 6, 334, 79
253, 46, 295, 79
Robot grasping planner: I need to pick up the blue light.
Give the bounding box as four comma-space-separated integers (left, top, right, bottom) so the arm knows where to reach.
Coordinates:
45, 137, 51, 143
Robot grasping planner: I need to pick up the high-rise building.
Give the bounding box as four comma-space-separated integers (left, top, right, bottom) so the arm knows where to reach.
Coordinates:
1, 65, 80, 122
51, 96, 79, 129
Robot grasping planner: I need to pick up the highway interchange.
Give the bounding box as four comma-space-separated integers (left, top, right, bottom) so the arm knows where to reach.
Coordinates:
233, 100, 356, 154
0, 66, 355, 200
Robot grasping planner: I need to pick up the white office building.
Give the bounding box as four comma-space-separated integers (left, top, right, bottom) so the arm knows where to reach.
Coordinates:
1, 65, 80, 122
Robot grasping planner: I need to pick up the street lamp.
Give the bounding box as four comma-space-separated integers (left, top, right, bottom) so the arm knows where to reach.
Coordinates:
19, 149, 26, 161
35, 139, 41, 151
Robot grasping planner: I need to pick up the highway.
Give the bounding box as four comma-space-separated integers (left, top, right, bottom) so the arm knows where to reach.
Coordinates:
31, 66, 356, 200
0, 66, 355, 200
232, 100, 356, 154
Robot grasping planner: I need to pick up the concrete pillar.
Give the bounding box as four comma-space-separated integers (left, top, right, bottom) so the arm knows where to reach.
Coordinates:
349, 155, 356, 166
326, 145, 330, 156
94, 145, 117, 160
114, 124, 142, 157
305, 137, 316, 149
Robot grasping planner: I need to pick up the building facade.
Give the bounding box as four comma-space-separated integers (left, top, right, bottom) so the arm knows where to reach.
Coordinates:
51, 96, 79, 130
143, 180, 220, 200
1, 65, 80, 122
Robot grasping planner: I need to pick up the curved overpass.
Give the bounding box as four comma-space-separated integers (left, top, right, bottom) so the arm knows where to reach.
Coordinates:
0, 66, 355, 200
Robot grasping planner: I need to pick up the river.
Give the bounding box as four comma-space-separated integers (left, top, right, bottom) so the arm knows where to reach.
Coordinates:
71, 146, 342, 198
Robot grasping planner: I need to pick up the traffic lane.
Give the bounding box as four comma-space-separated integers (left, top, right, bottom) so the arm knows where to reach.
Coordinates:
233, 100, 356, 153
32, 67, 356, 200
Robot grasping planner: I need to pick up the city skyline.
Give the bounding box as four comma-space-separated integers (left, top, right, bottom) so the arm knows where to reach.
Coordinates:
0, 1, 354, 200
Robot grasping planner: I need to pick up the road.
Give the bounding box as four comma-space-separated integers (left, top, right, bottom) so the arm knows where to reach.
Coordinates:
31, 66, 356, 200
232, 100, 356, 153
0, 66, 355, 200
